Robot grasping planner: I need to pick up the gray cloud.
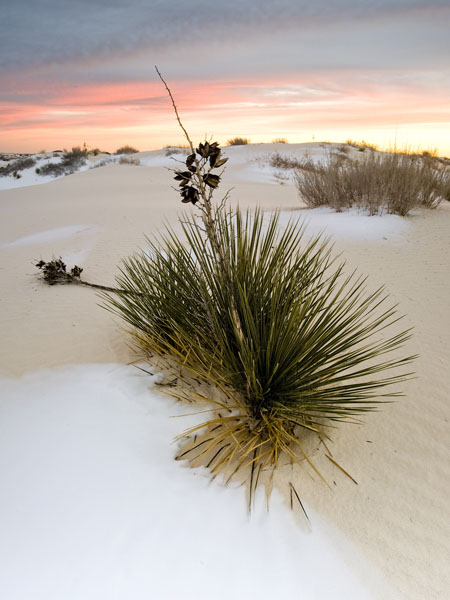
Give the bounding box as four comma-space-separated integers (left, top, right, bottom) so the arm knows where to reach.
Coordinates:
1, 0, 449, 77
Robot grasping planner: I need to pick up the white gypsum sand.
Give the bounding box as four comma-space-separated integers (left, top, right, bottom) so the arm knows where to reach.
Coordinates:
2, 224, 101, 248
0, 363, 393, 600
0, 143, 449, 599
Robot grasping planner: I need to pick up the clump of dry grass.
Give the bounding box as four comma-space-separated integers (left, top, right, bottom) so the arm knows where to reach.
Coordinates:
115, 145, 139, 155
268, 152, 315, 171
346, 139, 379, 152
38, 147, 87, 177
227, 137, 250, 146
295, 151, 450, 216
90, 158, 114, 169
0, 156, 36, 177
164, 145, 190, 156
87, 148, 105, 156
338, 144, 350, 154
119, 156, 141, 165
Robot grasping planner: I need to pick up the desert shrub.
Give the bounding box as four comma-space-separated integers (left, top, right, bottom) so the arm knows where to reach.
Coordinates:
38, 147, 87, 177
226, 137, 249, 146
0, 156, 36, 177
346, 139, 379, 152
39, 162, 66, 177
164, 145, 190, 156
90, 158, 114, 169
119, 156, 141, 165
115, 145, 139, 154
268, 152, 315, 171
106, 206, 414, 501
295, 151, 448, 215
64, 146, 87, 163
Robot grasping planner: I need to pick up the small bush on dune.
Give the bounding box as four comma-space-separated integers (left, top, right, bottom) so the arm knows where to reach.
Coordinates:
115, 145, 139, 155
268, 152, 315, 171
90, 158, 114, 169
346, 139, 379, 152
64, 146, 88, 162
295, 151, 449, 216
0, 156, 36, 177
39, 163, 66, 177
226, 137, 250, 146
39, 147, 87, 177
164, 145, 190, 156
338, 144, 350, 154
118, 156, 141, 165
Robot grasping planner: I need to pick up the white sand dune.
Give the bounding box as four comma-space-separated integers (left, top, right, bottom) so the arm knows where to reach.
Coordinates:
2, 224, 101, 249
1, 144, 449, 599
0, 363, 392, 600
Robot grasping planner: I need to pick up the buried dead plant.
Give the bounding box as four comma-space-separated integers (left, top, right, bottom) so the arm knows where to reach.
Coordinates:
101, 68, 416, 511
36, 257, 119, 293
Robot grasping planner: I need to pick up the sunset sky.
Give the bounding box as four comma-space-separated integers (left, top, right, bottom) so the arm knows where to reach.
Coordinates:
1, 0, 450, 155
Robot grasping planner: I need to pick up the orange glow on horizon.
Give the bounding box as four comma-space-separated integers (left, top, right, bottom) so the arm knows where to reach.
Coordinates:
2, 74, 450, 156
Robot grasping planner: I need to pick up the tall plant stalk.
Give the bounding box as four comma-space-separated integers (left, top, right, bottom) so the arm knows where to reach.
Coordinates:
155, 66, 246, 344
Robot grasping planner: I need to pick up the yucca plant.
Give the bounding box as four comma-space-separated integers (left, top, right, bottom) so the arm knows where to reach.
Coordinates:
104, 69, 415, 510
105, 207, 414, 505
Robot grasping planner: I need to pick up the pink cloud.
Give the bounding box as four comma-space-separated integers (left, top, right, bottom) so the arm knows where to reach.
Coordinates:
1, 70, 449, 154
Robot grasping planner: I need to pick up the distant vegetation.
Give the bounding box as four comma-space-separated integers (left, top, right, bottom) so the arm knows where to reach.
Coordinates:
226, 137, 250, 146
87, 147, 105, 156
164, 145, 190, 156
118, 156, 141, 165
115, 145, 139, 155
271, 138, 288, 144
90, 158, 114, 169
0, 156, 36, 177
268, 152, 315, 171
38, 146, 87, 177
346, 139, 379, 152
